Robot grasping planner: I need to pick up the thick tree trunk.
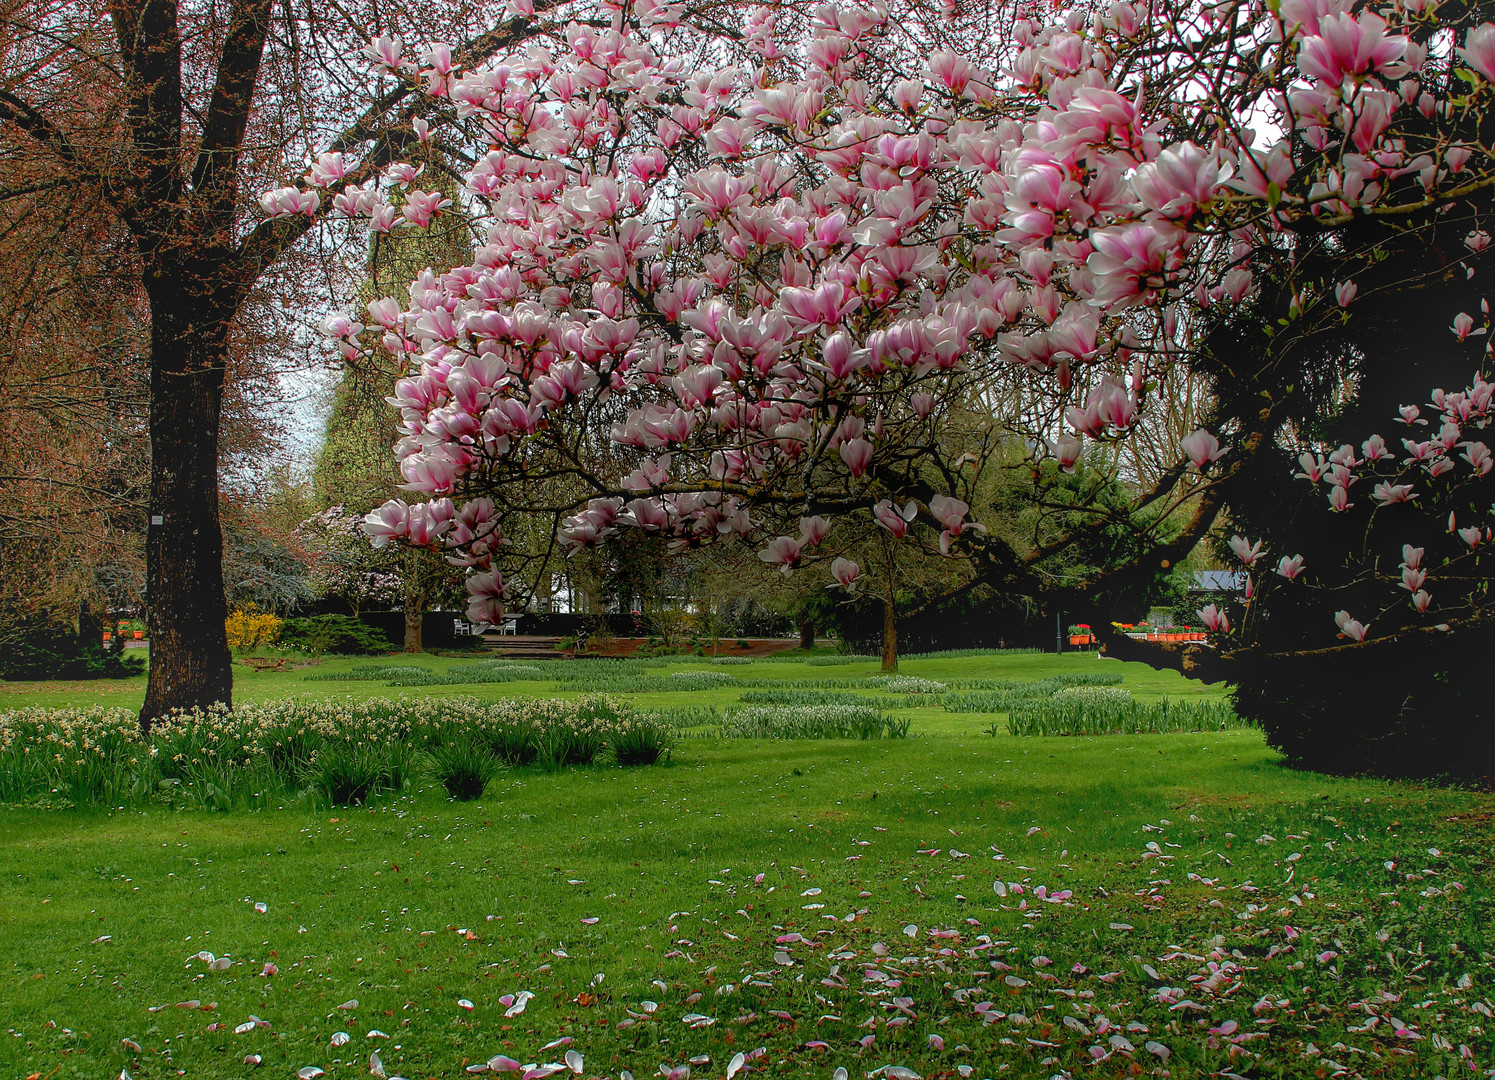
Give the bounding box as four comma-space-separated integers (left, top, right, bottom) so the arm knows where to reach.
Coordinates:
798, 616, 814, 650
881, 595, 897, 672
140, 307, 234, 729
403, 549, 425, 653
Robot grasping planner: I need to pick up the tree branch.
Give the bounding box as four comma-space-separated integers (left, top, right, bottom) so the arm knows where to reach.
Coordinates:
189, 0, 274, 217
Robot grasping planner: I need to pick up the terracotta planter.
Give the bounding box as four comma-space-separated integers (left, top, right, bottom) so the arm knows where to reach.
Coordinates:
102, 632, 111, 642
133, 630, 144, 640
1068, 634, 1092, 645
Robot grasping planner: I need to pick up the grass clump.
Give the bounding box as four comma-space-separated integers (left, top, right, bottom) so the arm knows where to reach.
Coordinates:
425, 737, 504, 800
867, 674, 948, 694
308, 741, 406, 805
607, 712, 674, 765
1007, 693, 1248, 736
305, 665, 429, 682
942, 673, 1125, 713
718, 704, 909, 740
385, 662, 544, 686
736, 688, 924, 710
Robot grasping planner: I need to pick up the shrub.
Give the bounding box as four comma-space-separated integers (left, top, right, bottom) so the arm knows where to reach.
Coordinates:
426, 738, 504, 800
225, 608, 283, 651
280, 615, 393, 656
0, 621, 146, 682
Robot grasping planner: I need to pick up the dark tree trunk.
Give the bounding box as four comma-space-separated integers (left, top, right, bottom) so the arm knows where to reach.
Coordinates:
798, 616, 814, 650
140, 303, 234, 729
403, 549, 425, 653
881, 594, 897, 672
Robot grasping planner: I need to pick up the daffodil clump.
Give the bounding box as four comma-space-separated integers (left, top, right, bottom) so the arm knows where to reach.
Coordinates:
0, 695, 670, 808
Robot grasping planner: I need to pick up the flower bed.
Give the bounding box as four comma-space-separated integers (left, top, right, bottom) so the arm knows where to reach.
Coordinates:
716, 703, 910, 740
0, 695, 670, 809
1007, 692, 1249, 736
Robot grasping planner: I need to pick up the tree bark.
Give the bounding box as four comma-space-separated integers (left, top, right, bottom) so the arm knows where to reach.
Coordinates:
139, 306, 233, 728
798, 615, 814, 650
880, 594, 897, 672
402, 548, 425, 653
403, 607, 423, 653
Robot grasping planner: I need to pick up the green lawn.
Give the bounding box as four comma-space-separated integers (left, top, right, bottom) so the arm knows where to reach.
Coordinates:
0, 651, 1490, 1079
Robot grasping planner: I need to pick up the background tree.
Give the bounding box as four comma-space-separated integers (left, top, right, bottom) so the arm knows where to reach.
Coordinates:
0, 0, 562, 722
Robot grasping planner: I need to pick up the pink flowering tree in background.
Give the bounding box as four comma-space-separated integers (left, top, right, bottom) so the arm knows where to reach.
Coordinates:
294, 0, 1495, 770
293, 507, 404, 615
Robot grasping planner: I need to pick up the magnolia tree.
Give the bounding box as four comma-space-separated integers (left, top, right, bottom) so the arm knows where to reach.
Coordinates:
294, 0, 1495, 746
294, 507, 404, 613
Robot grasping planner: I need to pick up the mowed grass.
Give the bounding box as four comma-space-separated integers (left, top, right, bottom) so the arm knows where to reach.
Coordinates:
0, 648, 1223, 736
0, 651, 1491, 1079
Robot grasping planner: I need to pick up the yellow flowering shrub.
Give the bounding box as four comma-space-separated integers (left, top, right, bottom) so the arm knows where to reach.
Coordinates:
225, 608, 283, 651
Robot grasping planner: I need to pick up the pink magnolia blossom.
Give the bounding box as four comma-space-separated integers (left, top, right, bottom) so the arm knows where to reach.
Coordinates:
363, 500, 410, 547
1087, 224, 1176, 307
1132, 142, 1232, 219
1198, 603, 1231, 633
757, 535, 803, 573
1228, 534, 1265, 566
1372, 482, 1416, 505
828, 557, 861, 591
1297, 12, 1407, 85
1052, 433, 1083, 472
259, 186, 319, 218
1459, 24, 1495, 82
1333, 610, 1369, 642
1276, 555, 1305, 580
799, 516, 831, 546
929, 495, 973, 534
873, 499, 916, 539
1181, 429, 1225, 470
465, 568, 507, 625
839, 438, 874, 477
